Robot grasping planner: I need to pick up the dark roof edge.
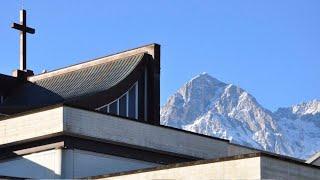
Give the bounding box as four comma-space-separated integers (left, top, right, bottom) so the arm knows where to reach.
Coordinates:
28, 43, 159, 82
0, 175, 25, 179
0, 103, 64, 121
88, 152, 320, 179
0, 73, 17, 80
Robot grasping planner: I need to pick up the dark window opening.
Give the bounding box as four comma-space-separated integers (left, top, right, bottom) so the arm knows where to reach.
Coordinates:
119, 95, 127, 117
99, 105, 108, 114
138, 72, 146, 121
109, 101, 118, 115
128, 86, 136, 119
96, 80, 143, 121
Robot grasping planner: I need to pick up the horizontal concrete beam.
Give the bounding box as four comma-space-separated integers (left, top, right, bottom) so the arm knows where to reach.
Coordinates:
94, 153, 320, 180
0, 105, 256, 159
0, 107, 64, 146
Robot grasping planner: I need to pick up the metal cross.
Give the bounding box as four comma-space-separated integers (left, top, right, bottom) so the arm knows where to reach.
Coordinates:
12, 9, 35, 71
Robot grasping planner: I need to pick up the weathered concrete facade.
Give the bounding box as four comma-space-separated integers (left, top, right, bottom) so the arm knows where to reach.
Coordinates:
0, 149, 61, 178
261, 156, 320, 179
0, 105, 257, 178
62, 149, 158, 178
0, 148, 158, 178
312, 158, 320, 166
96, 154, 320, 180
1, 105, 319, 179
0, 105, 256, 160
0, 107, 63, 145
102, 157, 261, 180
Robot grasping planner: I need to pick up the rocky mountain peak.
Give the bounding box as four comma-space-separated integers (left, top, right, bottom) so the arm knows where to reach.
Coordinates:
161, 73, 320, 160
274, 99, 320, 119
292, 99, 320, 116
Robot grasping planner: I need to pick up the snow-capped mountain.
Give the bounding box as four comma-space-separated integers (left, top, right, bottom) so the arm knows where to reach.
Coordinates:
274, 100, 320, 159
161, 73, 320, 160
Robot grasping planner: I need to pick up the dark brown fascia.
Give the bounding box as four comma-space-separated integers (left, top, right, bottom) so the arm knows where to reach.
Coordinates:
146, 44, 160, 125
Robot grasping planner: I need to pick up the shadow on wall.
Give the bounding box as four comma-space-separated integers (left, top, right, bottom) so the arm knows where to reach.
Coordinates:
0, 149, 61, 179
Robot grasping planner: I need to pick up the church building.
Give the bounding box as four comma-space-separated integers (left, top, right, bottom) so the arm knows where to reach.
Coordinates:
0, 9, 319, 179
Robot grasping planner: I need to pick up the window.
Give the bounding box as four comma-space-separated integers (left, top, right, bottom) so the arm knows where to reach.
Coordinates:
98, 105, 108, 113
128, 85, 137, 119
119, 94, 127, 117
109, 100, 118, 115
96, 82, 139, 120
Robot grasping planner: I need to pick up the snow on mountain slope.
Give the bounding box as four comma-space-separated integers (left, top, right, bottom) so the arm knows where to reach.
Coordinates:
274, 100, 320, 159
160, 73, 320, 159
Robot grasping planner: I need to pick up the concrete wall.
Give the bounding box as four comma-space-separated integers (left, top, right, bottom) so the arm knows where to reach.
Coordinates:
101, 157, 262, 180
0, 105, 260, 178
0, 149, 62, 179
1, 106, 319, 179
261, 156, 320, 180
62, 149, 158, 178
0, 107, 63, 145
312, 158, 320, 166
63, 106, 256, 159
100, 156, 320, 180
0, 106, 255, 160
0, 149, 158, 179
306, 152, 320, 167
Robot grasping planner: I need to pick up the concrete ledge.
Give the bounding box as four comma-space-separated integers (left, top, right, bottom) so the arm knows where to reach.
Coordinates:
88, 152, 320, 180
0, 107, 64, 145
0, 105, 256, 160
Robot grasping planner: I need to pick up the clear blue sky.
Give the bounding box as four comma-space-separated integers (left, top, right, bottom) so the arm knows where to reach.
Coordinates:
0, 0, 319, 111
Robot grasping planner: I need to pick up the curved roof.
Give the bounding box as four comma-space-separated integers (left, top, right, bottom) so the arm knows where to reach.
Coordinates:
0, 53, 147, 114
34, 53, 144, 99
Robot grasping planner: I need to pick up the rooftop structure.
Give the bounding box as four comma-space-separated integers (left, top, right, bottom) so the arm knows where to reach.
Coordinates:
0, 9, 319, 180
0, 44, 160, 125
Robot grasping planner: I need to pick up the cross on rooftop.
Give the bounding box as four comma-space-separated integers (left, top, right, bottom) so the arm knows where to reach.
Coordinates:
12, 9, 35, 71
